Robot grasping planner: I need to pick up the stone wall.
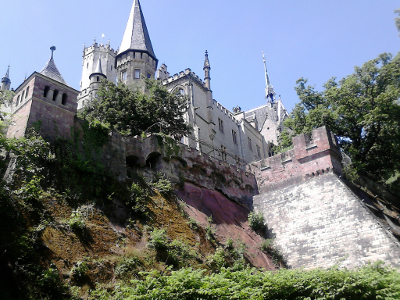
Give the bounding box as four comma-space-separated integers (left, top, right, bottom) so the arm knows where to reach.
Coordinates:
251, 126, 342, 194
253, 173, 400, 269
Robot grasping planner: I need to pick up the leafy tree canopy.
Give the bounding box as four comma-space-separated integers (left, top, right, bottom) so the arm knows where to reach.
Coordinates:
395, 8, 400, 34
80, 79, 192, 138
283, 53, 400, 182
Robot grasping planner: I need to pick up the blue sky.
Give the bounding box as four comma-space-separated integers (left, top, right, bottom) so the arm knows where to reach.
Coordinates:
1, 0, 399, 112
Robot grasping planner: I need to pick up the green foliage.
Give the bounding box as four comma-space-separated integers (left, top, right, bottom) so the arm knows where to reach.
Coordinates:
205, 215, 215, 242
148, 172, 174, 194
395, 8, 400, 34
260, 239, 286, 266
80, 79, 192, 138
147, 228, 168, 251
67, 209, 86, 232
248, 211, 266, 231
90, 262, 400, 299
127, 182, 149, 215
115, 256, 140, 280
186, 217, 199, 230
70, 260, 88, 280
284, 53, 400, 183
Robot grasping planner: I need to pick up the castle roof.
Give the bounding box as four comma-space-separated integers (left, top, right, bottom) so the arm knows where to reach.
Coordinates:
118, 0, 156, 59
4, 65, 10, 79
40, 48, 67, 85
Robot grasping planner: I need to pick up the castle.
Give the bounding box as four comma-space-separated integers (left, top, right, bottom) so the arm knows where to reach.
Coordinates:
2, 0, 288, 164
3, 0, 400, 270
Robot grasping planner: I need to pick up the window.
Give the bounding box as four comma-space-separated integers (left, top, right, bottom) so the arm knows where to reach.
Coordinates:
97, 76, 100, 82
218, 118, 224, 133
256, 145, 261, 157
147, 73, 151, 79
220, 145, 227, 161
248, 137, 252, 150
62, 93, 67, 105
121, 70, 127, 83
44, 86, 50, 98
134, 69, 140, 79
232, 130, 237, 144
26, 86, 29, 98
111, 65, 113, 71
21, 91, 25, 101
16, 95, 20, 105
87, 62, 89, 68
53, 89, 59, 101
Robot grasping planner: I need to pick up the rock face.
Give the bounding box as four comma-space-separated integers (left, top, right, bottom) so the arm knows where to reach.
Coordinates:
177, 182, 275, 270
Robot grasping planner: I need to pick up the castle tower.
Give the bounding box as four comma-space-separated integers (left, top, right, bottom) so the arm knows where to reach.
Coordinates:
116, 0, 158, 90
1, 65, 11, 91
203, 50, 211, 90
88, 57, 107, 101
78, 40, 118, 109
262, 51, 276, 103
7, 46, 78, 140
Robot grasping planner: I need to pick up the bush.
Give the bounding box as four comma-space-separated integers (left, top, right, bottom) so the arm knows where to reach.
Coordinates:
115, 257, 140, 279
67, 210, 86, 232
127, 182, 148, 215
186, 217, 199, 230
147, 228, 168, 251
70, 260, 88, 280
248, 211, 265, 231
149, 172, 173, 193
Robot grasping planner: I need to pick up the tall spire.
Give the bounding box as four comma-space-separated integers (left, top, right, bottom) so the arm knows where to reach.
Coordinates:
262, 51, 275, 103
1, 65, 11, 91
40, 46, 67, 85
203, 50, 211, 89
119, 0, 156, 59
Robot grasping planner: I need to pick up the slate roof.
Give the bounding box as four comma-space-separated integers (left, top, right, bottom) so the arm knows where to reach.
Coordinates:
119, 0, 156, 59
40, 56, 67, 85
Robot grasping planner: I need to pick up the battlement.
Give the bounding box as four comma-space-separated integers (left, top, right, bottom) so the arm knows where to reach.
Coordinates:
251, 126, 342, 193
83, 42, 118, 57
161, 68, 207, 88
213, 99, 239, 124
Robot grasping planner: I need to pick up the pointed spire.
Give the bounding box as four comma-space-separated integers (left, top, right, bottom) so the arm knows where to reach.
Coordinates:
40, 46, 67, 85
262, 51, 275, 103
4, 65, 10, 79
204, 50, 210, 68
119, 0, 156, 59
1, 65, 11, 91
94, 57, 103, 75
203, 50, 211, 89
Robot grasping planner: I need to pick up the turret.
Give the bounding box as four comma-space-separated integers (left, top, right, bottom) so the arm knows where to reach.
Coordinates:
1, 65, 11, 91
116, 0, 158, 90
89, 57, 107, 99
203, 50, 211, 90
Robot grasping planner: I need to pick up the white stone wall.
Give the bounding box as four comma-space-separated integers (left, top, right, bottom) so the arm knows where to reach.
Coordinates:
253, 173, 400, 269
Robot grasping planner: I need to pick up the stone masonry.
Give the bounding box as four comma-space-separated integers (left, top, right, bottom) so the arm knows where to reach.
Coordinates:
252, 127, 400, 269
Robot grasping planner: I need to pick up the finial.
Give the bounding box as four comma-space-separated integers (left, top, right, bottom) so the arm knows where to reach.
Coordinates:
94, 38, 96, 45
50, 46, 56, 59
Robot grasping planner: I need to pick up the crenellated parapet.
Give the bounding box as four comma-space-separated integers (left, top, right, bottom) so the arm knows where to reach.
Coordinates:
161, 68, 209, 90
251, 126, 342, 193
83, 43, 118, 58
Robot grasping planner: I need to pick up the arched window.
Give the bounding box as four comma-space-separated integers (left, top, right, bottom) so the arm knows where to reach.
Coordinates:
26, 86, 29, 98
97, 76, 99, 82
44, 86, 50, 98
53, 89, 59, 101
62, 93, 67, 105
16, 95, 20, 105
21, 91, 25, 101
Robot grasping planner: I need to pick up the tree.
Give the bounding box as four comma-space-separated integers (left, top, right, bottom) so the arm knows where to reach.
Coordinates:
395, 8, 400, 34
80, 79, 192, 138
284, 53, 400, 182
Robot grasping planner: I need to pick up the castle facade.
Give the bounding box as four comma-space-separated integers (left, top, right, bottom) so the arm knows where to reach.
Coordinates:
3, 0, 288, 164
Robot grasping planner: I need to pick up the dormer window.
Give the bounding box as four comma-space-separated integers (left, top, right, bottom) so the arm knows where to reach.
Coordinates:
134, 69, 140, 79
